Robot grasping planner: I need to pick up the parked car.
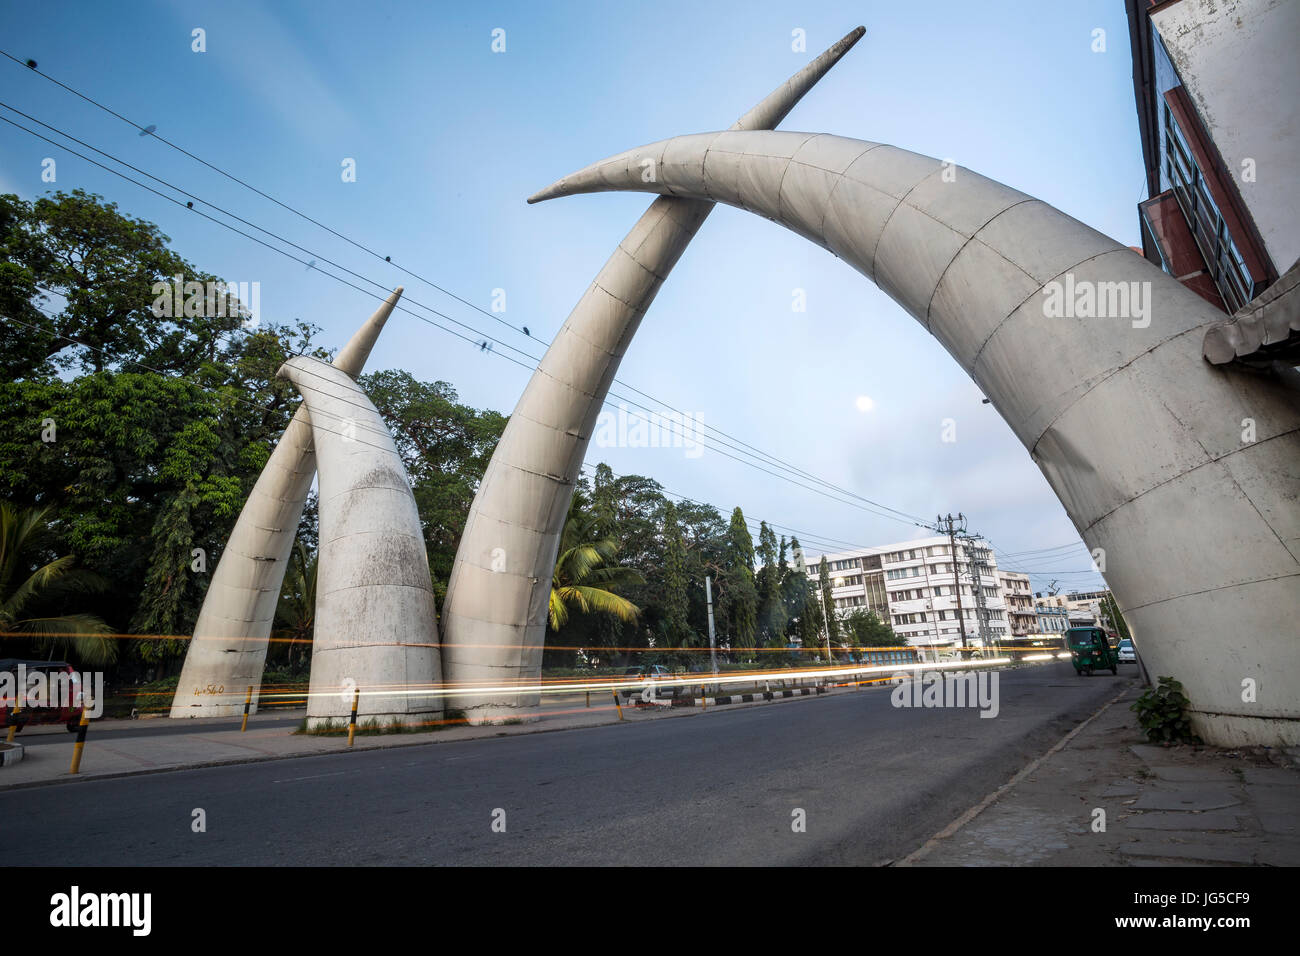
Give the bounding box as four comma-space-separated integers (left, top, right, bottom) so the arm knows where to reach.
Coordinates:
1117, 639, 1137, 663
618, 664, 687, 703
0, 659, 86, 733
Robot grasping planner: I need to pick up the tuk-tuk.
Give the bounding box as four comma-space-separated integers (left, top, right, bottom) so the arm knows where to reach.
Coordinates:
1066, 627, 1118, 676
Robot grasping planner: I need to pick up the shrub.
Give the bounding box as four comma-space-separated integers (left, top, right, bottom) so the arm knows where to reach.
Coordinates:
1131, 676, 1201, 744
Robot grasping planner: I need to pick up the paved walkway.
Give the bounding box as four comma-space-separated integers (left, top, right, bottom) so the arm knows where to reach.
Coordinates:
902, 683, 1300, 866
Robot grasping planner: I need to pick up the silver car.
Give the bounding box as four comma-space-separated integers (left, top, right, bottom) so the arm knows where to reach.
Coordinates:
1117, 639, 1136, 663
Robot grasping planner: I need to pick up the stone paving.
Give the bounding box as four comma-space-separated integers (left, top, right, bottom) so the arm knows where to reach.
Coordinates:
905, 684, 1300, 866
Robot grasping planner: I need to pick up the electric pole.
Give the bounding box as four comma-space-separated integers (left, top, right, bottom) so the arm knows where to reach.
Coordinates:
705, 575, 718, 676
937, 513, 968, 652
963, 537, 993, 651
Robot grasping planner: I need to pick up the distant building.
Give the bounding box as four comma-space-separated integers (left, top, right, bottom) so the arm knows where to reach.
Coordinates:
807, 535, 1008, 649
997, 570, 1037, 637
1034, 598, 1070, 637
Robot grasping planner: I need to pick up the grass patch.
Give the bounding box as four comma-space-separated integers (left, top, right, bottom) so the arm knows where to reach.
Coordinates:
102, 676, 179, 718
294, 711, 466, 736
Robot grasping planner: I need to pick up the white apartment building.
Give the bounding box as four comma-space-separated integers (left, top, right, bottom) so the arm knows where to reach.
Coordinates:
807, 535, 1009, 649
997, 570, 1037, 637
1033, 590, 1114, 632
1065, 589, 1111, 628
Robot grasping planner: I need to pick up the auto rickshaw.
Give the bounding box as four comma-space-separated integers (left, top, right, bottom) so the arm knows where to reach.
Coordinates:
1065, 627, 1118, 676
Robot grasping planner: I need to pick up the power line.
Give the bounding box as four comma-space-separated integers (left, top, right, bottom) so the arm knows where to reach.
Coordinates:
1, 55, 933, 530
5, 111, 937, 531
577, 462, 886, 558
6, 310, 401, 458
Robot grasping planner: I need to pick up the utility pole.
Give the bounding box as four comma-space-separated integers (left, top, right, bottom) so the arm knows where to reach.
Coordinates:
964, 537, 993, 652
705, 575, 718, 676
937, 513, 968, 651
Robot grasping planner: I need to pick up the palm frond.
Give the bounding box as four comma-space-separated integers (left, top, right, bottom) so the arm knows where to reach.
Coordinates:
18, 614, 117, 666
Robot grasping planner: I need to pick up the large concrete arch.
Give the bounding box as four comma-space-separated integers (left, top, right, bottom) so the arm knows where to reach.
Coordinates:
278, 355, 442, 729
169, 288, 403, 718
439, 29, 866, 723
528, 130, 1300, 746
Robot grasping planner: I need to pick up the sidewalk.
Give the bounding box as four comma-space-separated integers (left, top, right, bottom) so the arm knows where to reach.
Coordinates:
901, 683, 1300, 866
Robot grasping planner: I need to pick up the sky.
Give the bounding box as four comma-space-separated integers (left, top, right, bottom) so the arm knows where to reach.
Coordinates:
0, 0, 1145, 594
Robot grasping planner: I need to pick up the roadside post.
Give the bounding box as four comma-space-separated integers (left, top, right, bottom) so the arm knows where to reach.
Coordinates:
68, 710, 90, 774
347, 686, 359, 746
240, 685, 253, 732
5, 698, 19, 743
612, 689, 624, 721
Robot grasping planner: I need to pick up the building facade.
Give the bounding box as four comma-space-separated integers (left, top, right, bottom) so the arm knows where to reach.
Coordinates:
1127, 0, 1298, 317
808, 535, 1010, 649
997, 570, 1037, 637
1034, 597, 1071, 637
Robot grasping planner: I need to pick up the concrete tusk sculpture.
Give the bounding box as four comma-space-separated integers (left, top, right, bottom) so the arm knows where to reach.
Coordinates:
170, 288, 404, 718
277, 355, 442, 729
528, 131, 1300, 746
439, 27, 867, 723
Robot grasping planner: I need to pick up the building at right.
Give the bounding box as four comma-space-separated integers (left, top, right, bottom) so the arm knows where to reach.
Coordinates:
1126, 0, 1298, 318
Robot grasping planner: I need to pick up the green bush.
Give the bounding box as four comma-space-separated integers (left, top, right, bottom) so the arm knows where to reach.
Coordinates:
1131, 676, 1201, 744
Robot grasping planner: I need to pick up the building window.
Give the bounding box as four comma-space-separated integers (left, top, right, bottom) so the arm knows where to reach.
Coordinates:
1162, 98, 1258, 311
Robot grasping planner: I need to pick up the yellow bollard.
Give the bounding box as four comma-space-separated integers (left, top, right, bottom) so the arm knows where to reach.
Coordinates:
5, 698, 20, 744
240, 685, 253, 732
347, 687, 359, 747
69, 710, 90, 774
612, 690, 624, 721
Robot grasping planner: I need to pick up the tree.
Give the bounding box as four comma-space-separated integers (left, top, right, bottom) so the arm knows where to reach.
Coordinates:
755, 521, 787, 646
660, 501, 692, 646
1, 190, 329, 669
271, 540, 317, 671
720, 507, 757, 652
790, 537, 820, 648
1100, 593, 1133, 643
818, 554, 840, 651
841, 608, 897, 647
549, 491, 643, 631
0, 502, 114, 666
1, 190, 256, 381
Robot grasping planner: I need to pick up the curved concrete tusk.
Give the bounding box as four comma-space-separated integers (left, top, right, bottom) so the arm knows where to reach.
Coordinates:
169, 288, 404, 719
527, 129, 1300, 745
440, 29, 866, 724
277, 355, 442, 729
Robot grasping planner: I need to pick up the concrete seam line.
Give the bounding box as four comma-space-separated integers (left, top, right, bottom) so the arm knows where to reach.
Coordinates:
893, 681, 1135, 867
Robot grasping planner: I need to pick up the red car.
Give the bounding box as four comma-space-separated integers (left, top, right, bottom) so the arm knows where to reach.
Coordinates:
0, 659, 87, 733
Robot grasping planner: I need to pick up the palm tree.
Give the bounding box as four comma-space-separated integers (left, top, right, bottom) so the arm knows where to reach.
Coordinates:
548, 493, 643, 631
0, 502, 114, 666
272, 540, 317, 669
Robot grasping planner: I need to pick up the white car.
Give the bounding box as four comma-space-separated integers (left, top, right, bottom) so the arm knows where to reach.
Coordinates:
1117, 639, 1137, 663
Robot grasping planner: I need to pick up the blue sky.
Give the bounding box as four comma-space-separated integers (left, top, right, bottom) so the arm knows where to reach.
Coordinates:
0, 0, 1144, 592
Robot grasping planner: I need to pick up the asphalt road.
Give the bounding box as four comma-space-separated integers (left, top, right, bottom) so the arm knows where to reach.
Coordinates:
2, 661, 1133, 865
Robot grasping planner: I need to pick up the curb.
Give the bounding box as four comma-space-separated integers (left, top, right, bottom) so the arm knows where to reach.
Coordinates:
689, 686, 827, 706
0, 742, 24, 767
